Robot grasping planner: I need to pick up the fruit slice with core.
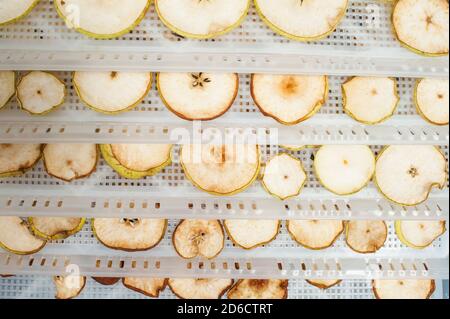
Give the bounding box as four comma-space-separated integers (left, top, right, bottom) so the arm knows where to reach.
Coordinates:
0, 71, 15, 110
306, 279, 342, 290
29, 217, 85, 240
342, 77, 399, 124
375, 145, 447, 206
0, 144, 42, 178
262, 153, 307, 200
372, 279, 435, 299
168, 278, 233, 299
172, 219, 224, 259
155, 0, 250, 39
0, 216, 46, 255
395, 220, 446, 249
314, 145, 375, 195
345, 220, 387, 254
224, 219, 280, 249
228, 279, 288, 299
415, 78, 449, 125
0, 0, 39, 26
92, 277, 121, 286
73, 71, 152, 114
43, 144, 98, 182
92, 218, 167, 252
123, 277, 167, 298
287, 220, 344, 250
53, 275, 86, 299
158, 73, 238, 121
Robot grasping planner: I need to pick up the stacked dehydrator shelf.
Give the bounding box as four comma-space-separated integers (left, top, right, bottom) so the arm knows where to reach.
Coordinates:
0, 0, 449, 299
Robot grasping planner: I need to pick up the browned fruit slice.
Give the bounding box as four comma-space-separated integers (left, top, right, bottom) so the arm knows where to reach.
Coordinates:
123, 277, 167, 298
169, 278, 233, 299
228, 279, 288, 299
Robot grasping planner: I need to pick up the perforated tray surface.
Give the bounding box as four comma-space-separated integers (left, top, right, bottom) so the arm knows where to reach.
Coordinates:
0, 1, 448, 76
0, 73, 448, 144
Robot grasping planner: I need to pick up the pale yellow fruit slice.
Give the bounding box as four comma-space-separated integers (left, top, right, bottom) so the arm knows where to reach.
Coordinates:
155, 0, 250, 39
158, 73, 238, 121
123, 277, 167, 298
251, 74, 327, 125
29, 217, 85, 240
172, 219, 224, 259
92, 218, 167, 252
0, 144, 42, 178
224, 219, 280, 249
287, 220, 344, 250
0, 71, 15, 109
373, 279, 435, 299
73, 71, 152, 114
0, 216, 46, 255
255, 0, 348, 41
280, 145, 307, 151
228, 279, 288, 299
345, 220, 387, 254
54, 0, 151, 39
314, 145, 375, 195
375, 146, 447, 206
415, 78, 449, 125
306, 279, 342, 290
17, 71, 65, 115
393, 0, 449, 56
395, 220, 446, 249
53, 275, 86, 299
169, 278, 233, 299
0, 0, 39, 26
342, 77, 399, 124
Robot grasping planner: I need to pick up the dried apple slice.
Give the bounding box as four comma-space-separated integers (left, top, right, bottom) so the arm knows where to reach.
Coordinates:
0, 144, 42, 178
415, 78, 449, 126
181, 144, 260, 196
0, 216, 46, 255
73, 71, 152, 114
155, 0, 250, 39
395, 220, 446, 249
372, 279, 435, 299
262, 153, 307, 200
375, 145, 447, 206
53, 275, 86, 299
0, 71, 15, 110
169, 278, 233, 299
287, 220, 344, 250
345, 220, 387, 254
43, 144, 98, 182
306, 279, 342, 290
228, 279, 288, 299
0, 0, 39, 26
92, 218, 167, 252
342, 77, 399, 124
393, 0, 449, 56
224, 219, 280, 249
29, 217, 85, 240
251, 74, 327, 125
123, 277, 167, 298
255, 0, 348, 41
92, 277, 121, 286
17, 71, 65, 115
54, 0, 151, 39
172, 219, 224, 259
158, 73, 238, 121
314, 145, 375, 195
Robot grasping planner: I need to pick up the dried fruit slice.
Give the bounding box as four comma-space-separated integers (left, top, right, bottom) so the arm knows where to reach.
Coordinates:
29, 217, 86, 240
53, 275, 86, 299
73, 71, 152, 114
92, 218, 167, 252
395, 220, 446, 249
0, 144, 42, 178
54, 0, 151, 39
261, 153, 307, 200
224, 219, 280, 249
0, 216, 46, 255
345, 220, 387, 254
372, 279, 435, 299
100, 144, 172, 179
181, 144, 260, 196
415, 78, 449, 125
314, 145, 375, 195
375, 145, 447, 206
287, 220, 344, 250
92, 277, 121, 286
342, 77, 399, 124
0, 71, 15, 110
251, 74, 327, 125
306, 279, 342, 290
255, 0, 348, 41
155, 0, 250, 39
168, 278, 233, 299
172, 219, 224, 259
17, 71, 65, 115
158, 73, 238, 121
228, 279, 288, 299
393, 0, 449, 56
280, 145, 307, 151
123, 277, 167, 298
0, 0, 39, 26
43, 144, 98, 182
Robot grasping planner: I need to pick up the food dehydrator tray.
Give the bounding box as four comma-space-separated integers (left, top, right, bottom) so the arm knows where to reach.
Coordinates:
0, 73, 448, 145
0, 1, 448, 77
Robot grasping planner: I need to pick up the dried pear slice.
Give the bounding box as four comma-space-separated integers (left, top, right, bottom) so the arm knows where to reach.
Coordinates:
123, 277, 167, 298
345, 220, 388, 254
169, 278, 233, 299
395, 220, 446, 249
0, 71, 15, 110
0, 216, 46, 255
280, 145, 307, 151
228, 279, 288, 299
415, 78, 449, 126
53, 275, 86, 299
29, 217, 85, 240
0, 144, 42, 178
306, 279, 342, 290
287, 220, 344, 250
92, 277, 121, 286
372, 279, 435, 299
0, 0, 39, 26
224, 219, 280, 249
